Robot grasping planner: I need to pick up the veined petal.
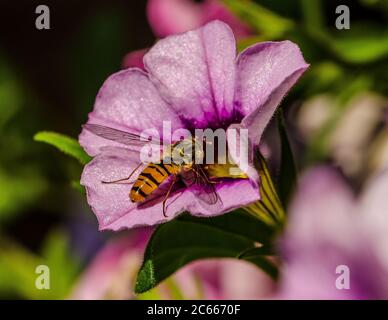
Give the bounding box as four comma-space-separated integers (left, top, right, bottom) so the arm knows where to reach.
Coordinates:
79, 69, 184, 156
144, 20, 236, 129
189, 178, 260, 218
235, 41, 309, 143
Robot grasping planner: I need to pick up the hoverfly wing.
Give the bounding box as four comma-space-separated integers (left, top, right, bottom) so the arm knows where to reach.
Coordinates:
83, 124, 162, 147
181, 165, 220, 206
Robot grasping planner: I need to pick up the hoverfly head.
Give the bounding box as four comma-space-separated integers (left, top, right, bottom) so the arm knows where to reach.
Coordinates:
172, 139, 196, 165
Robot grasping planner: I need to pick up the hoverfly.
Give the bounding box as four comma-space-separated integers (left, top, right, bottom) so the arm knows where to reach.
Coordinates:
83, 124, 220, 217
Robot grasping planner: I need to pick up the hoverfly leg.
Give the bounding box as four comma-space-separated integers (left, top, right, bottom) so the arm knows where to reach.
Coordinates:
162, 175, 177, 217
101, 177, 135, 185
196, 165, 219, 184
101, 162, 143, 184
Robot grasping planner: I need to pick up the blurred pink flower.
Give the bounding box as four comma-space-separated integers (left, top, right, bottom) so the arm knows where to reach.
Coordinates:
79, 21, 308, 230
180, 259, 276, 299
278, 167, 388, 299
147, 0, 251, 38
123, 0, 251, 69
122, 48, 148, 70
72, 229, 151, 300
72, 229, 275, 300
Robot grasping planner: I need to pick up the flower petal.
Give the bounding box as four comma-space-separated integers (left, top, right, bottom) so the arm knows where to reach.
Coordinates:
122, 48, 148, 70
71, 233, 149, 299
105, 178, 259, 231
360, 168, 388, 271
279, 167, 356, 299
79, 69, 184, 156
285, 167, 355, 247
202, 1, 251, 38
360, 168, 388, 223
174, 258, 274, 299
279, 166, 388, 299
189, 178, 260, 218
81, 147, 259, 231
235, 41, 309, 143
144, 20, 236, 128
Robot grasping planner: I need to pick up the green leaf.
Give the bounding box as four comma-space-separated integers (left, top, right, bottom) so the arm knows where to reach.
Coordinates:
0, 231, 80, 299
34, 131, 91, 165
236, 247, 279, 280
0, 168, 47, 222
242, 255, 279, 280
300, 0, 324, 32
277, 110, 297, 207
178, 209, 275, 245
221, 0, 294, 38
306, 25, 388, 64
302, 62, 345, 96
237, 246, 274, 258
252, 0, 300, 18
135, 211, 277, 294
71, 180, 86, 194
329, 28, 388, 64
0, 236, 43, 298
41, 230, 81, 298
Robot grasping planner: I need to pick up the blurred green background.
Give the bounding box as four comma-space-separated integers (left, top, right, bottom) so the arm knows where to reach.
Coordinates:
0, 0, 387, 299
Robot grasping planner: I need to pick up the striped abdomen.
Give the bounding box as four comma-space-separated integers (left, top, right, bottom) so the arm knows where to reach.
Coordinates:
130, 162, 180, 203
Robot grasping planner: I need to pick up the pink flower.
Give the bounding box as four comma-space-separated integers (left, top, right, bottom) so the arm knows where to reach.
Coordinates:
122, 48, 148, 70
71, 230, 151, 300
147, 0, 251, 39
72, 229, 275, 299
278, 167, 388, 299
176, 259, 276, 300
79, 21, 308, 231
